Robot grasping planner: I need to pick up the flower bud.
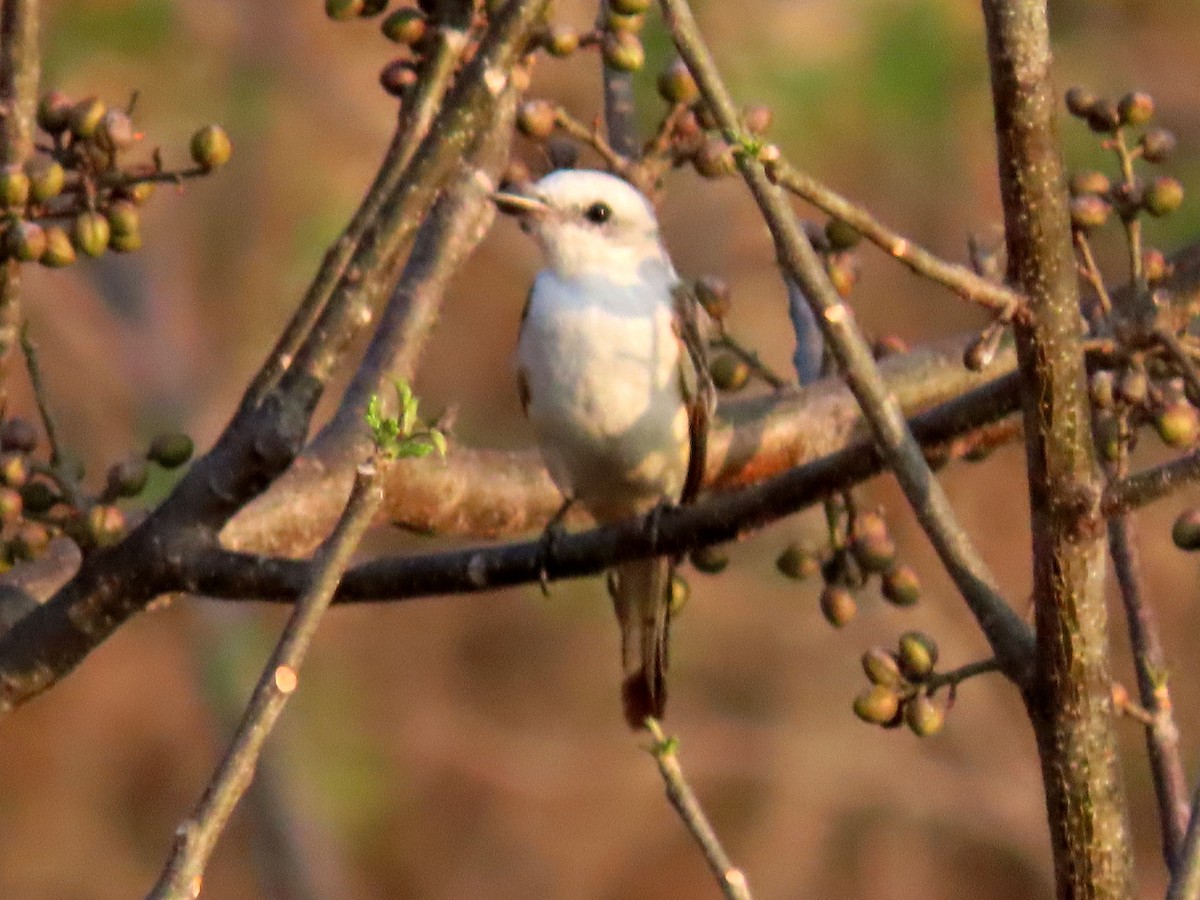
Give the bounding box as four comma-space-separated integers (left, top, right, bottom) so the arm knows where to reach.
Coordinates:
603, 31, 644, 71
106, 456, 149, 498
25, 157, 65, 203
1065, 86, 1098, 118
709, 353, 749, 392
657, 58, 698, 105
1172, 508, 1200, 551
898, 631, 938, 681
693, 136, 736, 179
1140, 128, 1177, 164
1068, 170, 1110, 197
1085, 98, 1121, 133
544, 25, 579, 58
6, 220, 46, 263
963, 325, 1003, 372
1089, 370, 1115, 409
905, 694, 945, 737
36, 90, 73, 134
1142, 248, 1169, 282
610, 0, 650, 13
516, 100, 556, 140
98, 108, 136, 152
881, 564, 921, 607
122, 181, 156, 206
11, 521, 49, 561
853, 684, 901, 725
605, 11, 644, 32
360, 0, 389, 15
850, 511, 895, 574
326, 0, 365, 19
1144, 176, 1184, 217
0, 165, 30, 209
824, 218, 860, 251
1155, 402, 1199, 448
19, 480, 56, 515
694, 274, 731, 320
819, 584, 857, 628
872, 335, 908, 359
39, 226, 75, 268
775, 543, 818, 580
1070, 194, 1111, 230
381, 8, 427, 44
1117, 91, 1154, 127
379, 59, 418, 97
72, 210, 110, 257
0, 486, 21, 523
109, 229, 143, 253
190, 124, 233, 171
862, 647, 904, 687
106, 199, 141, 237
69, 96, 107, 139
86, 504, 127, 548
0, 451, 27, 488
148, 431, 195, 468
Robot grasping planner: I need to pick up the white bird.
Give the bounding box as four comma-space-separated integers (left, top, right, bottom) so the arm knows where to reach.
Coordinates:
494, 169, 712, 728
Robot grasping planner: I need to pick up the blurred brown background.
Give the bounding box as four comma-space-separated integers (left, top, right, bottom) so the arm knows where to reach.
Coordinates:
2, 0, 1200, 897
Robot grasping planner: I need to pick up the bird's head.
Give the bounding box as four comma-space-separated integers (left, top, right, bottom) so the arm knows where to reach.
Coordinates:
494, 169, 670, 283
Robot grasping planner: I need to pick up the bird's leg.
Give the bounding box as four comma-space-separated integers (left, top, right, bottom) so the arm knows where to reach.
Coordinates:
642, 497, 678, 555
536, 496, 574, 596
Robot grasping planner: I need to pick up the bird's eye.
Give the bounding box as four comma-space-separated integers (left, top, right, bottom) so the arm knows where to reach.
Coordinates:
584, 201, 612, 224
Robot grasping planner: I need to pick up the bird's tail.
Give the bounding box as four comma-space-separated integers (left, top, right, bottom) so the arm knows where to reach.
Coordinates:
609, 557, 672, 729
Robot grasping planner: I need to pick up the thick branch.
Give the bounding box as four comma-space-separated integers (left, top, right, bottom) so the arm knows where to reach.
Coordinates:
185, 374, 1025, 604
981, 0, 1135, 895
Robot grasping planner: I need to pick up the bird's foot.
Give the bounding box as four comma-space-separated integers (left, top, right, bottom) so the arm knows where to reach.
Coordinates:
643, 498, 678, 553
536, 498, 574, 596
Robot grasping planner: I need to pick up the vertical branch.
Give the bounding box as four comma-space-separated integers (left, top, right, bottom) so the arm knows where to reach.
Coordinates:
0, 0, 39, 408
980, 1, 1135, 897
1109, 515, 1188, 870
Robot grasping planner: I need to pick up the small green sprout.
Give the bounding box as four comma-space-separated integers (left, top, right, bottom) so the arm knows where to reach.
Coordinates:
365, 379, 447, 461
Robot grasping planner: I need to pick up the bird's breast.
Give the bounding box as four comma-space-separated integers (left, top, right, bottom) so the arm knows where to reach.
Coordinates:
516, 272, 689, 515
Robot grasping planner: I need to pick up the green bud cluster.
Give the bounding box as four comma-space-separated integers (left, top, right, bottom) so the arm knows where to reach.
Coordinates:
0, 90, 232, 269
1065, 87, 1184, 234
852, 631, 947, 737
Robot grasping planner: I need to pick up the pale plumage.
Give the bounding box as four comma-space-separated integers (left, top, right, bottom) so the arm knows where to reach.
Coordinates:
497, 170, 709, 727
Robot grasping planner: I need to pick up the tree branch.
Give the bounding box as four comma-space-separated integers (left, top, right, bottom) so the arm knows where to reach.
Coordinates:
148, 461, 383, 899
980, 0, 1135, 895
660, 0, 1034, 686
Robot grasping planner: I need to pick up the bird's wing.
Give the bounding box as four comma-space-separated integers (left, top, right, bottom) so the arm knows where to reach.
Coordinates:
671, 281, 715, 506
515, 284, 535, 416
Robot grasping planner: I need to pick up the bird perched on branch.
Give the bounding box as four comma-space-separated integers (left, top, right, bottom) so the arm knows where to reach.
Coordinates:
494, 169, 712, 729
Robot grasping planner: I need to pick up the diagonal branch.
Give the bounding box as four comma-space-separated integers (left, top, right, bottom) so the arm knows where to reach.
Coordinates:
659, 0, 1034, 686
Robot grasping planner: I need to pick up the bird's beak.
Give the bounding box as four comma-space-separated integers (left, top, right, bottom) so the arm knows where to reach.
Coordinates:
492, 189, 549, 219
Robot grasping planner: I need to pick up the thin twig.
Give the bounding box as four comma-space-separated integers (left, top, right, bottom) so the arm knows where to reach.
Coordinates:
1074, 231, 1113, 316
599, 0, 638, 159
660, 0, 1034, 686
552, 106, 634, 177
927, 657, 1001, 694
1102, 450, 1200, 516
18, 322, 62, 467
764, 158, 1026, 321
1108, 513, 1188, 870
1167, 788, 1200, 900
148, 461, 384, 899
645, 719, 752, 900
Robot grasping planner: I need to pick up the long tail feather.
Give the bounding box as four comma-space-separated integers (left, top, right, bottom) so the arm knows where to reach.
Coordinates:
610, 557, 672, 729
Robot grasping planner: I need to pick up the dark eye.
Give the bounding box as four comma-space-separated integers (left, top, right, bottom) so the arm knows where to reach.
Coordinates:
584, 201, 612, 224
